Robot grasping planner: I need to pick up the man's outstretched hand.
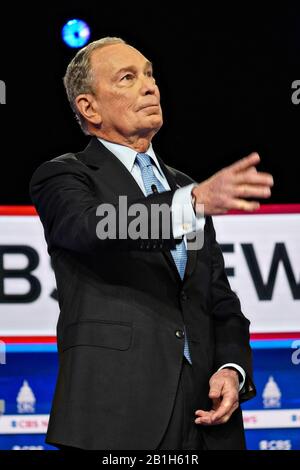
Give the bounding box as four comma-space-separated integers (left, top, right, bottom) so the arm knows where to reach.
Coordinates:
192, 152, 274, 215
194, 368, 240, 426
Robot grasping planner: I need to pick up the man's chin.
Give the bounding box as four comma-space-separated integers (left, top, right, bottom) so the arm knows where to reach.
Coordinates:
146, 120, 163, 136
148, 114, 163, 130
136, 115, 163, 137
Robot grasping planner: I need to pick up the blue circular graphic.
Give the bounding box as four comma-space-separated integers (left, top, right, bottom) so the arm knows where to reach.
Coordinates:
62, 19, 91, 48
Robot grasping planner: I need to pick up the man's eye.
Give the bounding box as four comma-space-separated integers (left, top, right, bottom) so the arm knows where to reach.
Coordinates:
121, 74, 134, 81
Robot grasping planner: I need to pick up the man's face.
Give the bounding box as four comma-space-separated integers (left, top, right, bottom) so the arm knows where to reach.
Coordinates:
88, 43, 163, 142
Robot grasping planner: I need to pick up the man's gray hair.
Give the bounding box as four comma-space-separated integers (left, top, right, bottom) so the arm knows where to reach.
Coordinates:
63, 37, 126, 135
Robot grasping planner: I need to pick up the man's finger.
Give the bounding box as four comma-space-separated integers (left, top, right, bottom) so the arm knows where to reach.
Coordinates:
229, 152, 260, 173
236, 170, 274, 186
234, 184, 271, 199
208, 376, 224, 399
211, 402, 239, 425
209, 387, 222, 399
195, 398, 238, 425
194, 409, 215, 425
210, 398, 238, 422
226, 198, 260, 211
195, 402, 238, 425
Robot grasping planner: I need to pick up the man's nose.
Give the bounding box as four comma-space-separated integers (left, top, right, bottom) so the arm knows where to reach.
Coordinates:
140, 76, 157, 95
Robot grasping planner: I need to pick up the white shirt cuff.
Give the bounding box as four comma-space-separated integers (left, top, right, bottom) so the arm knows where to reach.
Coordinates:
171, 183, 205, 239
218, 363, 246, 392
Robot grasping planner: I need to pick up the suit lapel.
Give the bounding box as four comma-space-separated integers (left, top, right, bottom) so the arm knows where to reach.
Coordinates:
77, 137, 197, 284
77, 137, 145, 201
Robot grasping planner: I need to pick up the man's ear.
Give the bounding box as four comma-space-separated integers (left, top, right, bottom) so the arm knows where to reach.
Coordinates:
75, 94, 102, 126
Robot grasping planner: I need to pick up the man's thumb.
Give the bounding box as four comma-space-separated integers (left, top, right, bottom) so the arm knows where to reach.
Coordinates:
209, 386, 221, 399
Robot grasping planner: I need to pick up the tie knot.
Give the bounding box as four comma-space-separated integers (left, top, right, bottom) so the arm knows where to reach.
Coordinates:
135, 152, 152, 169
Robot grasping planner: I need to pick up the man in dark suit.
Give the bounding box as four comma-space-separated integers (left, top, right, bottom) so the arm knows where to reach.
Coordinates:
30, 37, 273, 450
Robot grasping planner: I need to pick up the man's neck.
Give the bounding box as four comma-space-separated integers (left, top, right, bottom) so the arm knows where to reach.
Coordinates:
92, 131, 156, 153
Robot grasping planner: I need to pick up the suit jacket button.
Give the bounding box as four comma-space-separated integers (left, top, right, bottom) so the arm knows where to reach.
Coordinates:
175, 329, 185, 339
180, 290, 188, 301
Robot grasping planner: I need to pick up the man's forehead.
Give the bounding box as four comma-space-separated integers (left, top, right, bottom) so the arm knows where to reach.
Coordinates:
91, 44, 150, 72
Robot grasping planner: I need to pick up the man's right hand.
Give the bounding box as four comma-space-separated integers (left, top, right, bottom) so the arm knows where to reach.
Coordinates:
192, 152, 274, 215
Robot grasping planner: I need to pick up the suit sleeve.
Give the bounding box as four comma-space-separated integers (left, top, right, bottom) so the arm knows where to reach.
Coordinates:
207, 216, 256, 402
29, 159, 181, 255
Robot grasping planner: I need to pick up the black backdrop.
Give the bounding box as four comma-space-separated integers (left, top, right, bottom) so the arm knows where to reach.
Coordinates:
0, 3, 299, 204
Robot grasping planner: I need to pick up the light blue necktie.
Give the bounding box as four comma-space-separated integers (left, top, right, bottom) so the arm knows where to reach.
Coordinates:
135, 153, 192, 364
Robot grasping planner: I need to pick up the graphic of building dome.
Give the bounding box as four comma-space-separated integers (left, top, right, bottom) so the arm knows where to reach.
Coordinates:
16, 380, 36, 414
262, 376, 281, 408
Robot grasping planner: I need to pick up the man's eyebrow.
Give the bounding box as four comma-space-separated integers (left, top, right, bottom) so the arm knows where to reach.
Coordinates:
113, 61, 153, 79
145, 61, 153, 70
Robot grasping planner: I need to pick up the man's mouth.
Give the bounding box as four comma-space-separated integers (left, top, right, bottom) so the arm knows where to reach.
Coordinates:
138, 103, 159, 111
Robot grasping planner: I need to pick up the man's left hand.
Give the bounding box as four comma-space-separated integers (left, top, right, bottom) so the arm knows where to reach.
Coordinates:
194, 368, 240, 425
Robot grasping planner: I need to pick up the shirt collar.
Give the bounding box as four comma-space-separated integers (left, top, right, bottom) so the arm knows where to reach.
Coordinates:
98, 138, 165, 178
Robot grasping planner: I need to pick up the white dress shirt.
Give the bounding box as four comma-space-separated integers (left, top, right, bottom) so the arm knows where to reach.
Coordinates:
98, 137, 246, 391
